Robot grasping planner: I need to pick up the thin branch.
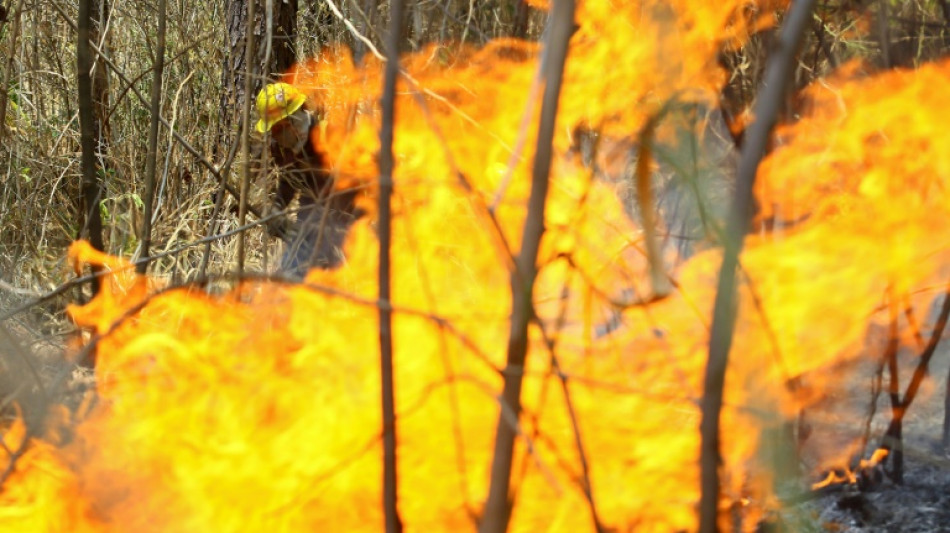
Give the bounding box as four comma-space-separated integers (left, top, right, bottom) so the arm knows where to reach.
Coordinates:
325, 0, 384, 61
0, 421, 33, 489
236, 0, 257, 275
480, 2, 575, 532
378, 0, 404, 529
326, 0, 516, 154
49, 0, 269, 223
199, 127, 248, 278
138, 0, 166, 273
697, 1, 816, 531
397, 200, 479, 522
0, 209, 290, 324
882, 280, 950, 451
530, 292, 607, 532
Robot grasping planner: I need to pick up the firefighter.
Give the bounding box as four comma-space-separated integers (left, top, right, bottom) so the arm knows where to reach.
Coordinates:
254, 82, 359, 278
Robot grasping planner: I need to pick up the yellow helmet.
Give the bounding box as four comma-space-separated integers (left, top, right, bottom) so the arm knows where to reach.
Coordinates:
254, 82, 307, 133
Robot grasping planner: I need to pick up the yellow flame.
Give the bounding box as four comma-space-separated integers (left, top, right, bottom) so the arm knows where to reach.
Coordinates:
4, 3, 950, 533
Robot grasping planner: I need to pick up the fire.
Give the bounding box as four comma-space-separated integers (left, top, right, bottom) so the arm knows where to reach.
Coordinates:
811, 448, 890, 490
3, 2, 950, 532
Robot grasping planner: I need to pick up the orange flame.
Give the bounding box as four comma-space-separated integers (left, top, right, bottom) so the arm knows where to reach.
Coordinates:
811, 448, 889, 490
3, 3, 950, 533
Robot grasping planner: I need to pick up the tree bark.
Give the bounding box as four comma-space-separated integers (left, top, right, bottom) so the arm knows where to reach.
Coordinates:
0, 0, 26, 140
217, 0, 298, 159
138, 0, 166, 273
76, 0, 110, 297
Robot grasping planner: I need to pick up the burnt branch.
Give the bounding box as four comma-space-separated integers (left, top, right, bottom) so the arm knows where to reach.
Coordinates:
880, 280, 950, 452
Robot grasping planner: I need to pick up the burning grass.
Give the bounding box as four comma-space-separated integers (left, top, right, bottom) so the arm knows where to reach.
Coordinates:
2, 1, 950, 531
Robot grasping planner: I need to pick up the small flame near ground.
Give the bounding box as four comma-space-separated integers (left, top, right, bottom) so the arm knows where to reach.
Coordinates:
3, 2, 950, 532
811, 449, 890, 490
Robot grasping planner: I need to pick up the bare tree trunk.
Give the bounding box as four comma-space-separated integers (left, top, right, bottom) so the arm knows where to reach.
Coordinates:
0, 0, 26, 141
479, 2, 575, 531
76, 0, 109, 296
138, 0, 166, 273
697, 1, 816, 531
217, 0, 298, 159
379, 3, 404, 530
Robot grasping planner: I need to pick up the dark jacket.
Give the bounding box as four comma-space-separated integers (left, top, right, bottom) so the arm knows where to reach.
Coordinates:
266, 111, 360, 277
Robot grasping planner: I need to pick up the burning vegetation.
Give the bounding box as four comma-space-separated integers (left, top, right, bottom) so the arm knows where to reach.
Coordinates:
2, 0, 950, 531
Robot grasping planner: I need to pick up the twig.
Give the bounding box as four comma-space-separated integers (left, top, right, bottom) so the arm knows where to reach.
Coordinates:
48, 0, 269, 223
326, 0, 516, 154
531, 307, 607, 532
489, 53, 543, 213
513, 176, 605, 531
138, 0, 166, 274
324, 0, 383, 60
0, 279, 41, 297
397, 197, 478, 522
697, 1, 816, 531
399, 84, 518, 273
0, 209, 290, 324
480, 2, 575, 531
378, 0, 404, 529
0, 422, 32, 489
199, 128, 246, 278
862, 353, 885, 458
154, 70, 196, 228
